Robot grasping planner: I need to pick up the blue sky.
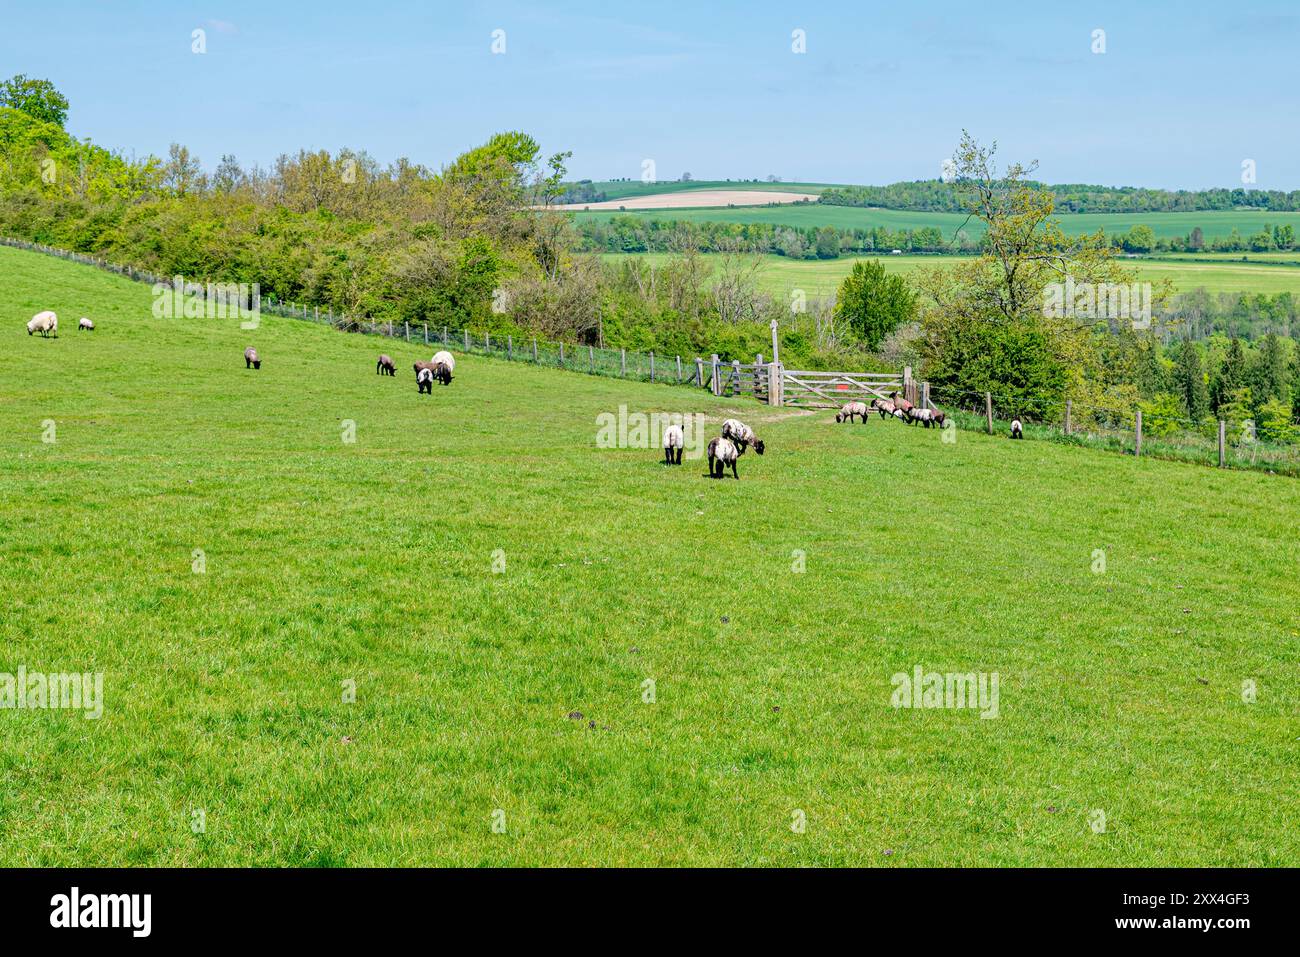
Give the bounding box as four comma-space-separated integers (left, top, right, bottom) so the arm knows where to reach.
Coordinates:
5, 0, 1298, 189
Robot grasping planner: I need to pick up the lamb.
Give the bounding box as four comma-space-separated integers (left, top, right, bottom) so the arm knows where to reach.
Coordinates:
836, 401, 868, 424
244, 347, 260, 370
1010, 419, 1024, 439
906, 407, 946, 428
431, 350, 455, 386
721, 418, 764, 455
417, 367, 434, 394
707, 436, 741, 479
889, 390, 915, 414
871, 397, 898, 419
26, 311, 57, 338
662, 424, 684, 465
376, 354, 395, 376
78, 317, 94, 332
413, 359, 436, 376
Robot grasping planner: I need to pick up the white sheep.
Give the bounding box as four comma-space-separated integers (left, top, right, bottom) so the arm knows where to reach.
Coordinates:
244, 347, 260, 370
836, 401, 868, 423
431, 350, 455, 386
417, 367, 434, 394
721, 418, 764, 455
78, 317, 94, 332
662, 424, 685, 465
26, 311, 57, 338
707, 436, 741, 479
1010, 419, 1024, 439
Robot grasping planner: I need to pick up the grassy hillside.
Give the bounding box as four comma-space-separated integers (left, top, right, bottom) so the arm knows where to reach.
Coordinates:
576, 204, 1300, 244
601, 252, 1300, 298
2, 245, 1297, 866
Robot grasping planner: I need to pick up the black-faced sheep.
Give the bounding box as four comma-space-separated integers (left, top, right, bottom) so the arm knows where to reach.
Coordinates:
906, 407, 946, 428
1010, 419, 1024, 439
890, 390, 915, 414
871, 397, 897, 419
721, 418, 764, 455
707, 436, 741, 479
376, 354, 395, 376
431, 350, 455, 386
78, 317, 94, 332
413, 359, 436, 376
27, 311, 57, 338
417, 367, 434, 394
836, 401, 868, 424
663, 424, 684, 465
244, 347, 260, 370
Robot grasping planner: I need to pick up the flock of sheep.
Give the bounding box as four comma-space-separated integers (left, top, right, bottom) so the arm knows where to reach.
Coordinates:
836, 391, 946, 428
26, 310, 93, 336
663, 418, 765, 479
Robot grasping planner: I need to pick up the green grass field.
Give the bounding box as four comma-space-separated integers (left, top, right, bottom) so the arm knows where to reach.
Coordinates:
577, 203, 1300, 245
601, 252, 1300, 298
2, 245, 1297, 866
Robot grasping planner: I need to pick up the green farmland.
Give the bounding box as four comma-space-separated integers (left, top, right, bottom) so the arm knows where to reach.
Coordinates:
576, 204, 1300, 246
2, 244, 1297, 866
601, 252, 1300, 298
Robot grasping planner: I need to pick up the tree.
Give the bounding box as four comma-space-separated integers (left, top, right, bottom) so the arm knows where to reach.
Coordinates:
162, 143, 204, 196
1188, 226, 1204, 251
1249, 331, 1289, 408
1210, 336, 1245, 412
1123, 224, 1155, 253
834, 259, 917, 350
1256, 398, 1299, 444
814, 226, 840, 259
1173, 339, 1209, 422
0, 74, 69, 126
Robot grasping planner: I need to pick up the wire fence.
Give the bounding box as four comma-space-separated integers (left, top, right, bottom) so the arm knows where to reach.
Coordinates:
2, 236, 735, 393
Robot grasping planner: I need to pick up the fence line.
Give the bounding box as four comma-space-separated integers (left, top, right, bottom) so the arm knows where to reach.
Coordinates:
1, 236, 776, 400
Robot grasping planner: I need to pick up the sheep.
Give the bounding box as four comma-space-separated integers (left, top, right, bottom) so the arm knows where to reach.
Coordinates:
26, 311, 57, 338
889, 390, 915, 414
870, 397, 897, 419
707, 436, 741, 479
662, 424, 684, 465
721, 418, 764, 455
413, 359, 436, 376
417, 367, 434, 394
1010, 418, 1024, 439
431, 350, 455, 386
836, 401, 868, 424
376, 354, 395, 376
78, 317, 94, 332
244, 347, 260, 370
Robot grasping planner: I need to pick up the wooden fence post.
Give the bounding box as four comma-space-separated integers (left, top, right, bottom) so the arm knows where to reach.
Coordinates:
533, 338, 538, 362
1218, 420, 1226, 467
508, 334, 513, 360
1135, 409, 1143, 457
443, 326, 448, 346
676, 355, 683, 383
768, 362, 783, 407
404, 321, 409, 342
464, 329, 470, 351
620, 349, 626, 376
921, 381, 930, 409
985, 393, 993, 434
711, 355, 721, 396
485, 331, 490, 353
695, 357, 704, 387
423, 323, 429, 345
904, 366, 913, 404
650, 352, 655, 382
1064, 399, 1072, 435
559, 342, 565, 365
589, 345, 594, 373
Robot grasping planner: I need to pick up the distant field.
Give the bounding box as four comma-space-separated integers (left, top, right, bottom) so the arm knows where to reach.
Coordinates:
600, 252, 1300, 298
556, 189, 819, 211
577, 205, 1300, 245
571, 180, 838, 201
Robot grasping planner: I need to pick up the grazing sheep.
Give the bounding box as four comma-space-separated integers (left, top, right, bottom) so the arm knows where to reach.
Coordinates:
906, 407, 946, 428
417, 367, 434, 394
78, 317, 94, 332
26, 311, 57, 338
889, 390, 915, 414
707, 436, 741, 479
244, 347, 260, 370
721, 418, 764, 455
1010, 419, 1024, 439
413, 359, 436, 376
836, 401, 868, 424
376, 354, 395, 376
871, 397, 899, 419
663, 424, 684, 465
431, 350, 455, 386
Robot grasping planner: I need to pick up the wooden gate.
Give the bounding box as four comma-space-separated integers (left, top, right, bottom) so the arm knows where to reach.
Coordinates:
780, 368, 909, 409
